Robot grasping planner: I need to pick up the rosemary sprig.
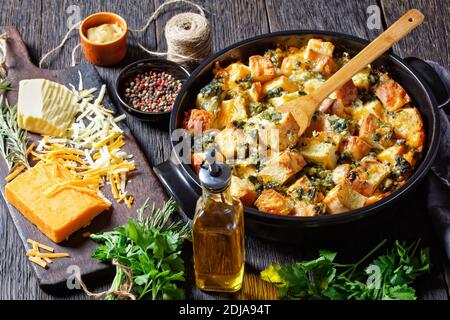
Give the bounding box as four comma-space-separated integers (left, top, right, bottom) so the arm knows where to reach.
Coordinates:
0, 92, 30, 171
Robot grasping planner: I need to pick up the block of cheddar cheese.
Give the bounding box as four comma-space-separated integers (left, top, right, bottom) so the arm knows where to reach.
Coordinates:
5, 161, 110, 243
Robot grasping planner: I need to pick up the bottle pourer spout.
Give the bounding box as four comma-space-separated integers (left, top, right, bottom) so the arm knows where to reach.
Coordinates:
205, 148, 221, 177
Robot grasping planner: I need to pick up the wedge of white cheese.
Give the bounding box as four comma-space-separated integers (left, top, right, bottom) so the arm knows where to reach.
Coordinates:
17, 79, 78, 137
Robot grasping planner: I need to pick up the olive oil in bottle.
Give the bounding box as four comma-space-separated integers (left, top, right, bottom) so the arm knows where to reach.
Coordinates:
193, 149, 245, 293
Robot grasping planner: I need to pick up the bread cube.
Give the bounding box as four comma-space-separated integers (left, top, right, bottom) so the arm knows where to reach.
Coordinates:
182, 109, 214, 133
304, 39, 336, 76
303, 112, 326, 137
323, 100, 349, 119
249, 55, 276, 82
280, 53, 304, 76
292, 201, 323, 217
375, 74, 411, 111
254, 189, 294, 215
264, 48, 286, 69
334, 80, 358, 106
337, 182, 367, 210
230, 176, 257, 206
303, 78, 325, 94
341, 136, 372, 161
323, 182, 367, 214
332, 164, 351, 185
352, 66, 371, 91
377, 145, 406, 166
300, 142, 337, 169
258, 150, 306, 185
359, 113, 395, 148
287, 176, 324, 203
214, 96, 248, 129
304, 39, 334, 59
253, 110, 300, 151
302, 131, 343, 147
351, 99, 383, 123
269, 92, 302, 108
225, 61, 251, 83
215, 126, 246, 160
232, 163, 257, 179
300, 132, 341, 169
387, 108, 425, 150
348, 159, 391, 196
262, 76, 298, 96
246, 82, 263, 103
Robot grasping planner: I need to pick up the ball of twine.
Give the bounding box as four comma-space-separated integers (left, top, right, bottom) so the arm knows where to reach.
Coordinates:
165, 12, 211, 65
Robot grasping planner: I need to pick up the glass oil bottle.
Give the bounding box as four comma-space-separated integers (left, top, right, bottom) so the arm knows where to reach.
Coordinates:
192, 148, 245, 293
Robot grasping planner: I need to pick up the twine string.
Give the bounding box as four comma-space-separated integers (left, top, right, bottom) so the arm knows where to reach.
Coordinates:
38, 21, 81, 68
129, 0, 205, 33
38, 0, 211, 68
76, 259, 136, 300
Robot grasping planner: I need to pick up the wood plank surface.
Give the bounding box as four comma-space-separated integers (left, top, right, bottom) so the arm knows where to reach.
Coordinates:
0, 0, 448, 300
380, 0, 450, 70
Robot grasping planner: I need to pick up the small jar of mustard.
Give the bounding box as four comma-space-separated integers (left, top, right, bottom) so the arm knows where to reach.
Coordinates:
80, 12, 128, 66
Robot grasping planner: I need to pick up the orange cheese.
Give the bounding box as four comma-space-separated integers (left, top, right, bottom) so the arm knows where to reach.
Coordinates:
5, 161, 110, 243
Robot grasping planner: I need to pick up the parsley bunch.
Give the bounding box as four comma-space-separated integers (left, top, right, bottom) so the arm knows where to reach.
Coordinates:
261, 239, 430, 300
91, 198, 191, 300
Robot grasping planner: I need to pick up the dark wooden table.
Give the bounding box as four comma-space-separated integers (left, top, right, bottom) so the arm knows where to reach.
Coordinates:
0, 0, 449, 300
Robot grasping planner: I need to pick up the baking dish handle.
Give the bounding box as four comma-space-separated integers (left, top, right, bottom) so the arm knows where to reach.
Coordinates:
404, 57, 450, 110
153, 160, 200, 222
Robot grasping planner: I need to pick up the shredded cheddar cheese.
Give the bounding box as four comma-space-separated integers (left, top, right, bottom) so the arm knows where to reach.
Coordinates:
26, 239, 69, 269
82, 231, 91, 238
34, 80, 136, 207
125, 196, 134, 208
28, 256, 48, 269
26, 143, 35, 155
27, 239, 54, 252
5, 164, 26, 182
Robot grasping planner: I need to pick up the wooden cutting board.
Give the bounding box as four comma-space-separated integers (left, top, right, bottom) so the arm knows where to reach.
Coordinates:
0, 26, 167, 292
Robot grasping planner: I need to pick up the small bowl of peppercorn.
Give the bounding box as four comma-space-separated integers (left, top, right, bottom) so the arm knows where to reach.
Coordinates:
115, 58, 189, 121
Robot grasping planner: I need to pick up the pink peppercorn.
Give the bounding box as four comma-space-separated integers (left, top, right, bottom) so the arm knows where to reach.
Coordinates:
123, 70, 183, 113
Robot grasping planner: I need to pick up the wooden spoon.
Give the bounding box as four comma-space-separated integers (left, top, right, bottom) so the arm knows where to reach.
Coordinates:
277, 9, 424, 135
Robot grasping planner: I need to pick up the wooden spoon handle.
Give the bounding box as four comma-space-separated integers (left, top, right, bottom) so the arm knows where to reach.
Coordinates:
311, 9, 424, 103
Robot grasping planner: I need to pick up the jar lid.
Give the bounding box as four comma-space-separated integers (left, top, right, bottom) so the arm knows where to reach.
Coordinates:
198, 148, 231, 192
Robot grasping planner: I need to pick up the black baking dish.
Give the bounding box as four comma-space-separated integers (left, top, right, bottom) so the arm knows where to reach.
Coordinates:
154, 30, 449, 242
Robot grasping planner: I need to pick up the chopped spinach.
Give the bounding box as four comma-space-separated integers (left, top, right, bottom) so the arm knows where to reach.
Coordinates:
267, 87, 283, 98
232, 119, 246, 129
392, 156, 412, 179
373, 133, 380, 142
249, 102, 268, 116
199, 78, 224, 98
305, 165, 335, 193
359, 92, 376, 103
329, 117, 351, 134
261, 110, 283, 124
264, 49, 282, 68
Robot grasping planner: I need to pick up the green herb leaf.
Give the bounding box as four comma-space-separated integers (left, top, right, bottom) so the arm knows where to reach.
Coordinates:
261, 239, 430, 300
91, 198, 191, 300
